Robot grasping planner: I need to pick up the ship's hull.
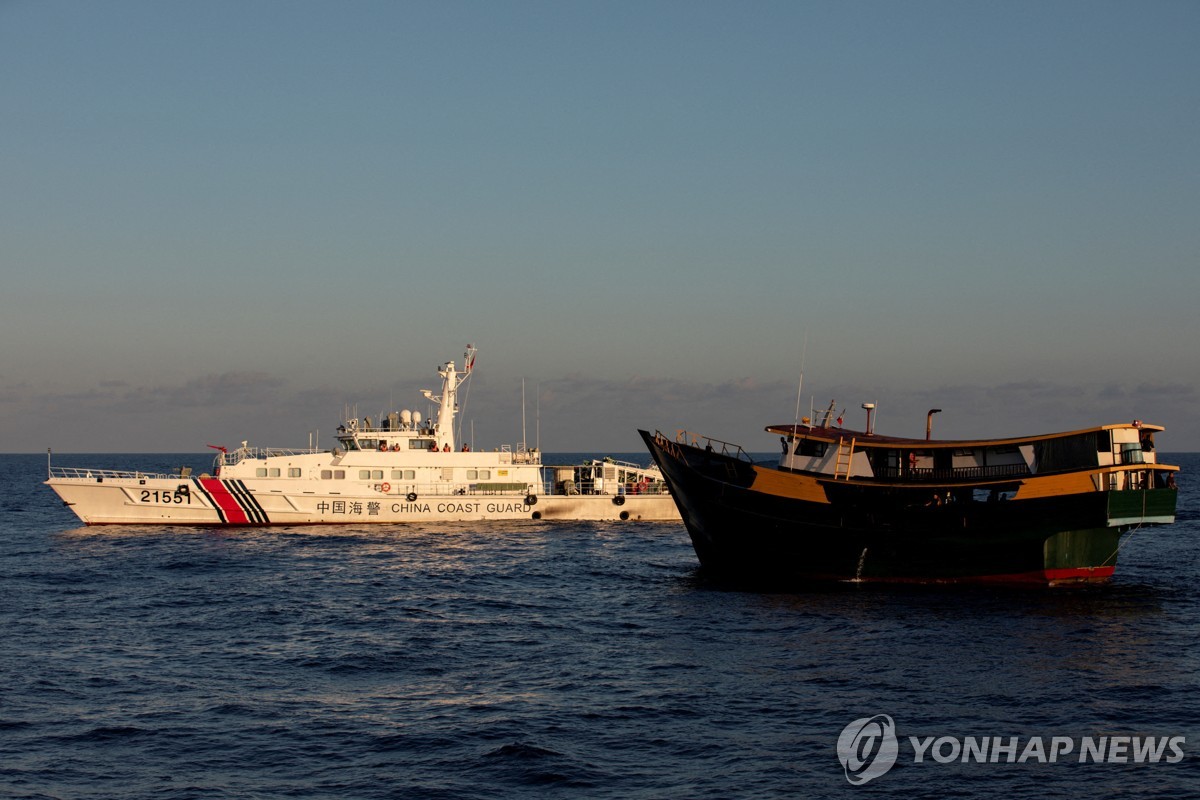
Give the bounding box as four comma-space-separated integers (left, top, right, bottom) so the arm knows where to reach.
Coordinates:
46, 475, 679, 525
640, 430, 1176, 586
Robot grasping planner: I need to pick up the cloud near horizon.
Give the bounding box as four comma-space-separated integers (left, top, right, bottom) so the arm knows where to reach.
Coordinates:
3, 371, 1197, 453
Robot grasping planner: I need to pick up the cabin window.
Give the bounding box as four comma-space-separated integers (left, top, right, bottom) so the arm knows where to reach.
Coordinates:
793, 439, 828, 457
467, 469, 492, 480
358, 470, 384, 480
372, 470, 383, 480
1034, 434, 1100, 472
288, 468, 301, 478
256, 468, 267, 477
391, 469, 415, 480
334, 470, 345, 479
321, 470, 332, 479
1120, 443, 1145, 465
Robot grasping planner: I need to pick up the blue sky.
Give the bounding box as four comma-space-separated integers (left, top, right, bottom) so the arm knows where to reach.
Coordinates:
2, 1, 1198, 453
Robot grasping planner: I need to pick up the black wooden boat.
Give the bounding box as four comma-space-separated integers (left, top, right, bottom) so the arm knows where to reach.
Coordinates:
641, 416, 1178, 585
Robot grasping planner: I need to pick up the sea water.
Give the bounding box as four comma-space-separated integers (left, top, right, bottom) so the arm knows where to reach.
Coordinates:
2, 453, 1198, 798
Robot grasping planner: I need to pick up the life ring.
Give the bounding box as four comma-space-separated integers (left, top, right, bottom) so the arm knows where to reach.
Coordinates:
525, 494, 538, 506
380, 482, 390, 493
613, 495, 625, 506
406, 492, 417, 502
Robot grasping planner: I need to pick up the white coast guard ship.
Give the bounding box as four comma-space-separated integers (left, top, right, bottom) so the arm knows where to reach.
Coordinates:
46, 346, 678, 525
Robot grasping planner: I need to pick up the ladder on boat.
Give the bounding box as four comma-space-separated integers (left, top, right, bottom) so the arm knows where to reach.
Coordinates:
834, 437, 856, 480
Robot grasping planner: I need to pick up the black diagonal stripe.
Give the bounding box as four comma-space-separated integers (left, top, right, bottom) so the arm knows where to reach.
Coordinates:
222, 479, 258, 524
192, 478, 230, 524
230, 479, 270, 524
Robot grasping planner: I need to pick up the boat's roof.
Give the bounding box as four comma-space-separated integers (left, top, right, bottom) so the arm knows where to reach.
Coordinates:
765, 421, 1165, 449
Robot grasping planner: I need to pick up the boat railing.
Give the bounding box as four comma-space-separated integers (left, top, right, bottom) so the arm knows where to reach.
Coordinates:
346, 423, 431, 435
585, 457, 660, 472
506, 445, 542, 465
672, 429, 755, 462
219, 446, 323, 466
874, 463, 1033, 482
370, 478, 669, 498
540, 478, 671, 497
48, 466, 194, 482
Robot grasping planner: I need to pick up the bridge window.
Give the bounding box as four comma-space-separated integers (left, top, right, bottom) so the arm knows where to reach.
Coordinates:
1034, 434, 1100, 472
793, 439, 828, 457
1120, 443, 1145, 464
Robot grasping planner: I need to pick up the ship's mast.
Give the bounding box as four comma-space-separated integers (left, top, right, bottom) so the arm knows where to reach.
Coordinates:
421, 344, 476, 452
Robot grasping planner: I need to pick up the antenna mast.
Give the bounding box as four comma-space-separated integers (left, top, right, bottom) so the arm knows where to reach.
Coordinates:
455, 344, 477, 446
792, 330, 809, 432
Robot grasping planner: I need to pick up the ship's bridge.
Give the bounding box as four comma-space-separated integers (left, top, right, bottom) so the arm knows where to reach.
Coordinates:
336, 410, 451, 453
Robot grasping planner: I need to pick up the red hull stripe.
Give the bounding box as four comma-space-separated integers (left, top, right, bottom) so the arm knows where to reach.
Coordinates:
840, 565, 1116, 585
197, 478, 251, 524
959, 566, 1115, 585
1042, 566, 1115, 583
226, 479, 268, 524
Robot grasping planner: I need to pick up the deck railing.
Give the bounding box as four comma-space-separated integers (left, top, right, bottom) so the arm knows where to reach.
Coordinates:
671, 430, 755, 462
872, 463, 1033, 482
218, 446, 322, 466
48, 466, 669, 498
48, 466, 194, 481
